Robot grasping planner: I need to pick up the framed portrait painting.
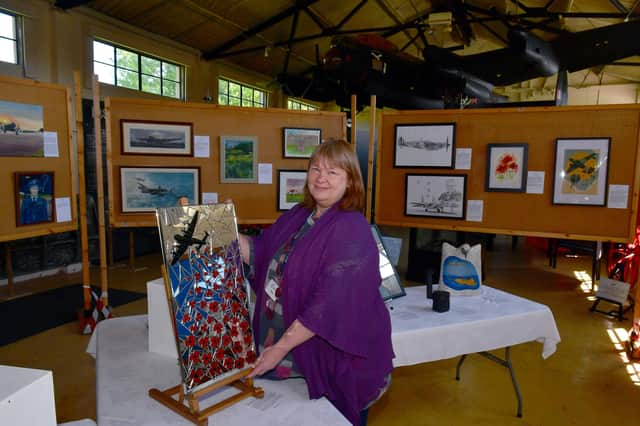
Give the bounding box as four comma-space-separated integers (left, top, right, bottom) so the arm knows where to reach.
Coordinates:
405, 173, 466, 219
485, 143, 528, 192
283, 127, 321, 158
394, 123, 456, 168
220, 136, 258, 183
121, 120, 193, 155
15, 172, 54, 226
552, 138, 610, 206
277, 170, 307, 211
120, 167, 200, 213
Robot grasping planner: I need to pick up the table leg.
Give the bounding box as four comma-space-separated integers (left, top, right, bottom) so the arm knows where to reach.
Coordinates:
454, 347, 523, 418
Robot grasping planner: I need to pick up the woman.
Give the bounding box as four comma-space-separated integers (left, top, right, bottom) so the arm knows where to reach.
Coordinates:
238, 139, 393, 425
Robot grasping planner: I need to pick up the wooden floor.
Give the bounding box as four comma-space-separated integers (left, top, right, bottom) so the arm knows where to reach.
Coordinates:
0, 236, 638, 425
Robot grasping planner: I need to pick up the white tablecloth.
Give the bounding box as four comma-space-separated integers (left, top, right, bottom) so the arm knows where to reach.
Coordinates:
389, 286, 561, 367
91, 315, 348, 425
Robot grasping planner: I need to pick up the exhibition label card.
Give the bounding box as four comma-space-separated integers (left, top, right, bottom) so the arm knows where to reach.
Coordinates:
526, 171, 545, 194
258, 163, 273, 184
43, 131, 59, 157
202, 192, 218, 204
607, 185, 629, 209
455, 148, 472, 170
466, 200, 483, 222
55, 197, 71, 222
194, 135, 210, 158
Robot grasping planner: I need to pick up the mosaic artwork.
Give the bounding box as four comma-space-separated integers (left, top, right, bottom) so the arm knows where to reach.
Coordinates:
157, 204, 256, 393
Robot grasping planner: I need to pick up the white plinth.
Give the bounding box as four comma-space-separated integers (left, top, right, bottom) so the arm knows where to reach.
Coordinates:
146, 278, 178, 359
0, 365, 57, 426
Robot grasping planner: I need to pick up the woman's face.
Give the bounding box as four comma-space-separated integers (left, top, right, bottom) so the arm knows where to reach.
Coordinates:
308, 157, 349, 209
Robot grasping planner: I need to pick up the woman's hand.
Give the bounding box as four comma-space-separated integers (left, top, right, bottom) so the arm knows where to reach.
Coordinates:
247, 345, 288, 377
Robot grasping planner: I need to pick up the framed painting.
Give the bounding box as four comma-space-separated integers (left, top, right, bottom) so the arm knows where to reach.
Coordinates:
283, 127, 322, 158
156, 203, 256, 393
220, 136, 258, 183
121, 119, 193, 155
405, 173, 466, 219
552, 137, 610, 206
371, 225, 405, 301
277, 170, 307, 211
120, 167, 199, 213
485, 143, 528, 192
15, 172, 54, 226
394, 123, 455, 168
0, 99, 44, 157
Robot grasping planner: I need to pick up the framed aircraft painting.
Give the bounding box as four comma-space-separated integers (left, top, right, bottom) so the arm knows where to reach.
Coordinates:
485, 143, 528, 192
552, 137, 610, 206
121, 119, 193, 155
0, 99, 45, 157
394, 123, 456, 168
156, 203, 256, 393
120, 166, 199, 213
405, 173, 466, 219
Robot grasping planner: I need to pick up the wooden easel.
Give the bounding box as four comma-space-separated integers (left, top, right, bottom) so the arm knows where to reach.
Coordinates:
151, 267, 264, 425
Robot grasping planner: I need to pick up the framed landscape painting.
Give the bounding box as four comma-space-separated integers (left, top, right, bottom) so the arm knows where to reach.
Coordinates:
394, 123, 455, 168
120, 167, 199, 213
277, 170, 307, 210
121, 120, 193, 155
552, 137, 610, 206
485, 143, 528, 192
283, 127, 321, 158
405, 173, 466, 219
0, 99, 44, 157
15, 171, 54, 226
220, 136, 258, 183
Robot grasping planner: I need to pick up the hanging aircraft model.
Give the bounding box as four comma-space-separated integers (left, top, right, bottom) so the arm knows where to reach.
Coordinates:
278, 19, 640, 110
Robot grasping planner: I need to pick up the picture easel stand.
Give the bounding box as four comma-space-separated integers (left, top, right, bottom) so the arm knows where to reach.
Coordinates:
152, 267, 264, 425
149, 368, 264, 426
589, 296, 634, 321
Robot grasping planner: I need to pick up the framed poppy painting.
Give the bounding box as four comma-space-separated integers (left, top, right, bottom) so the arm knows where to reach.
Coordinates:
157, 203, 256, 393
485, 143, 528, 192
552, 137, 610, 206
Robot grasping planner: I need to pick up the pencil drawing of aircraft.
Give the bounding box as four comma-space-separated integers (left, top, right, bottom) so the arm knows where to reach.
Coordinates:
398, 136, 451, 151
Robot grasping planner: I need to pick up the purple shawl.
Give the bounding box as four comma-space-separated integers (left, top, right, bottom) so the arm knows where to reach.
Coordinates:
250, 204, 394, 425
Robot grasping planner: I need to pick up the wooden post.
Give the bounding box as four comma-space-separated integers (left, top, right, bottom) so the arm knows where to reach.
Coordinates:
5, 244, 14, 298
350, 94, 357, 151
92, 75, 109, 305
73, 71, 92, 313
365, 95, 376, 223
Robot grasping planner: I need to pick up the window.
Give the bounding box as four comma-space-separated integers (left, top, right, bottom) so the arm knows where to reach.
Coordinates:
0, 10, 18, 64
218, 77, 266, 108
92, 40, 184, 99
287, 99, 318, 111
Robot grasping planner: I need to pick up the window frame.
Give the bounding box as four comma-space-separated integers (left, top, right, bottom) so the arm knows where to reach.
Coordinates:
92, 39, 184, 100
287, 98, 319, 111
0, 9, 21, 65
218, 77, 267, 108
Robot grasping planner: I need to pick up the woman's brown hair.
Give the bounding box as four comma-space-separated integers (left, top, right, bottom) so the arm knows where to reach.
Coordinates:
302, 139, 365, 212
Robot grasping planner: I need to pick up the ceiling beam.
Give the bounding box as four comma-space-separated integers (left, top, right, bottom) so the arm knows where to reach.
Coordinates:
203, 0, 320, 60
375, 0, 424, 53
53, 0, 92, 10
282, 8, 301, 75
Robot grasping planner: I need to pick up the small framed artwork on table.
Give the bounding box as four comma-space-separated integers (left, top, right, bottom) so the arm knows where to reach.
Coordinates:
485, 143, 528, 192
552, 137, 610, 206
405, 173, 466, 219
283, 127, 322, 158
15, 172, 55, 226
394, 123, 456, 168
121, 120, 193, 156
220, 136, 258, 183
277, 170, 307, 211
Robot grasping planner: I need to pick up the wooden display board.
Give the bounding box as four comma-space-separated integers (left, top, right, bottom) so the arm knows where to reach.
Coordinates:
375, 105, 640, 242
106, 98, 346, 227
0, 76, 76, 242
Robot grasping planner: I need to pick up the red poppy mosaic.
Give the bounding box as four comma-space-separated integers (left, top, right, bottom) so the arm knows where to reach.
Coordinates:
158, 205, 256, 392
